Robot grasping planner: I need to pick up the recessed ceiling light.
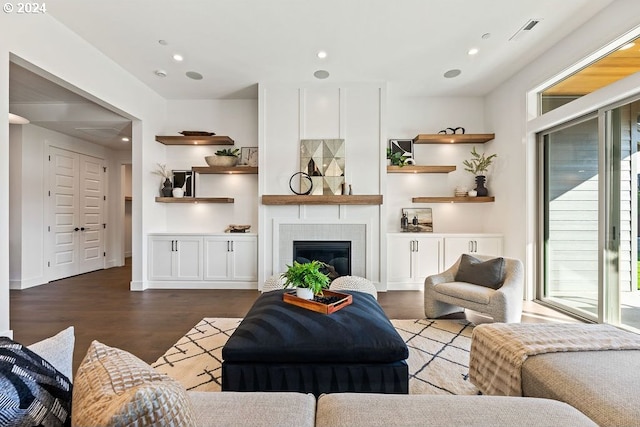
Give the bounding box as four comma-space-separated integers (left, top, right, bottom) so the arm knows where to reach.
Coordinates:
155, 69, 167, 77
468, 48, 479, 55
317, 51, 327, 59
8, 113, 29, 124
314, 70, 330, 79
186, 71, 203, 80
481, 33, 491, 40
121, 137, 130, 142
443, 69, 461, 78
619, 42, 635, 51
173, 54, 184, 62
158, 39, 168, 46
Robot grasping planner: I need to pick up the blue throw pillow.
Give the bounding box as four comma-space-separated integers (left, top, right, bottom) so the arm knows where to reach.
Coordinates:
0, 337, 72, 427
454, 254, 505, 289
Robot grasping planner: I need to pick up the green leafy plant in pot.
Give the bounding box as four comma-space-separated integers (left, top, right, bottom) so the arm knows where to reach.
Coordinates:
386, 148, 407, 167
281, 260, 330, 300
462, 146, 497, 197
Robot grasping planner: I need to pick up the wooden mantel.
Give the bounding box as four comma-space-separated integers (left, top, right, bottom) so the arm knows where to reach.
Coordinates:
261, 195, 383, 205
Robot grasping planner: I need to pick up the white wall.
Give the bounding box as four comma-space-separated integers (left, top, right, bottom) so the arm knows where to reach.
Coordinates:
485, 0, 640, 297
123, 164, 132, 258
0, 12, 167, 335
154, 100, 259, 233
386, 96, 492, 233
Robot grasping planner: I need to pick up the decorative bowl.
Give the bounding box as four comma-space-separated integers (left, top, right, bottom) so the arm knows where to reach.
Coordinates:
205, 155, 238, 167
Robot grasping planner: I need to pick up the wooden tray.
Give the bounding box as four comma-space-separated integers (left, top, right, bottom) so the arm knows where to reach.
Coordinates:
283, 290, 353, 314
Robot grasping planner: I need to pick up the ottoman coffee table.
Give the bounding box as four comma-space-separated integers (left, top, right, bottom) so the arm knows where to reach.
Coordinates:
222, 289, 409, 396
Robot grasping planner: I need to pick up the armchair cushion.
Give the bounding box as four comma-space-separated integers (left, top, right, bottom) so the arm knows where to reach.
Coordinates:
455, 254, 505, 289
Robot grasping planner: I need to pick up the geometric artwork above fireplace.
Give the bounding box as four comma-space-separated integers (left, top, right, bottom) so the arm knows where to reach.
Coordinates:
300, 139, 345, 195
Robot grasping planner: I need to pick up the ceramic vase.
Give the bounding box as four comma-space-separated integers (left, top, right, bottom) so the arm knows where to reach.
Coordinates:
161, 178, 173, 197
296, 287, 314, 300
474, 175, 488, 197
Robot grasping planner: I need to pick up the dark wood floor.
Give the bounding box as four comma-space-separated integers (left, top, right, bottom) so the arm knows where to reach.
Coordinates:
10, 259, 574, 374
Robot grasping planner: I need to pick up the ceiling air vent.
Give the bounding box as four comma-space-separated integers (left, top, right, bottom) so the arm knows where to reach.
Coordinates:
509, 19, 541, 41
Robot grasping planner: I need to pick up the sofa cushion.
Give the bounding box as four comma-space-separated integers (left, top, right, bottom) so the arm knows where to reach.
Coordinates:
28, 326, 75, 381
188, 391, 316, 427
433, 281, 494, 305
72, 340, 196, 426
315, 393, 597, 427
455, 254, 505, 289
0, 336, 73, 427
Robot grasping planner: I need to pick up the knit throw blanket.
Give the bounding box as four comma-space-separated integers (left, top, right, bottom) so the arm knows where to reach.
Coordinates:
469, 323, 640, 396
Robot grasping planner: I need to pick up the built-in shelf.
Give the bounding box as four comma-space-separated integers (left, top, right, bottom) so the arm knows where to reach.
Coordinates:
412, 196, 495, 203
262, 195, 383, 205
155, 135, 234, 145
155, 197, 234, 203
387, 165, 456, 173
192, 166, 258, 174
413, 134, 495, 144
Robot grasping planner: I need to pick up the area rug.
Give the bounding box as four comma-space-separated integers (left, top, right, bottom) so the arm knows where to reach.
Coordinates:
152, 317, 478, 395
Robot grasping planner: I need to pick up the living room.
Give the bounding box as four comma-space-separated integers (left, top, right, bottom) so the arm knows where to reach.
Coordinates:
4, 1, 640, 425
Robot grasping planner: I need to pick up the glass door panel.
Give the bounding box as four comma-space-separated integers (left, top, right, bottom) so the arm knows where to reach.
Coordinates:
542, 116, 600, 321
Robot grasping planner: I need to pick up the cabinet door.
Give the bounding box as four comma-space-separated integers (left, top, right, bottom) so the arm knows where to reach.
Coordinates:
413, 237, 442, 282
148, 236, 176, 280
230, 236, 258, 281
204, 237, 232, 280
387, 235, 415, 284
174, 237, 203, 280
443, 236, 503, 268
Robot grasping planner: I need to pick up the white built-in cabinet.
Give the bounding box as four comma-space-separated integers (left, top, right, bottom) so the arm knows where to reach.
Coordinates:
204, 235, 258, 282
442, 235, 503, 268
148, 235, 203, 281
387, 233, 502, 290
148, 233, 257, 288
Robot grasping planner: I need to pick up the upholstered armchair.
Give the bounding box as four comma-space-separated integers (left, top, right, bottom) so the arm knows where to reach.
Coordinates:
424, 254, 524, 323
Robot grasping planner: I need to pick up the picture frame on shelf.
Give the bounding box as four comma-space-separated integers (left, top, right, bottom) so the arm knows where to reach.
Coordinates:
401, 207, 433, 232
172, 170, 195, 197
389, 139, 413, 162
240, 147, 258, 167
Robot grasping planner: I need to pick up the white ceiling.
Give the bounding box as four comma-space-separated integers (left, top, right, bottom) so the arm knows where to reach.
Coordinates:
10, 0, 615, 148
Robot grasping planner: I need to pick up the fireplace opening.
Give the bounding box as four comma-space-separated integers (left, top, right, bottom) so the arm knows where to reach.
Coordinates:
293, 240, 351, 279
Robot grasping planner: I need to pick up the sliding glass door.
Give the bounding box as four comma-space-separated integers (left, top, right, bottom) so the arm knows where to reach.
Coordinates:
540, 98, 640, 331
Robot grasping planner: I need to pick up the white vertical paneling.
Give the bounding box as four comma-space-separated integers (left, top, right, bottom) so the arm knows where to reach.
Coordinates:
303, 88, 341, 139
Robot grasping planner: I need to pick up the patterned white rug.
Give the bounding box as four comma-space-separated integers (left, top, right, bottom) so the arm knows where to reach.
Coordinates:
152, 317, 479, 395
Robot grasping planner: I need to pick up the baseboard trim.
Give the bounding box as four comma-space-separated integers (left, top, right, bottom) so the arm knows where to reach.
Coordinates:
145, 281, 258, 290
1, 330, 13, 339
386, 283, 424, 291
10, 278, 47, 290
130, 280, 146, 291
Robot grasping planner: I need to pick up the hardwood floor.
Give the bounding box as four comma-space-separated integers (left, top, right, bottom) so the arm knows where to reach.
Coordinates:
10, 259, 576, 374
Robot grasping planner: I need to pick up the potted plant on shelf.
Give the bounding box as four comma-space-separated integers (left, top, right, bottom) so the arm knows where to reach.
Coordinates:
281, 260, 330, 300
386, 148, 407, 167
462, 146, 497, 197
205, 148, 240, 167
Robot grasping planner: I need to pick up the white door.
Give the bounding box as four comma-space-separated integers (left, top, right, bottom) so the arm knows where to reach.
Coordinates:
48, 147, 105, 281
413, 237, 442, 281
387, 235, 414, 284
148, 236, 176, 280
174, 237, 203, 280
443, 236, 503, 268
49, 147, 79, 280
204, 237, 232, 280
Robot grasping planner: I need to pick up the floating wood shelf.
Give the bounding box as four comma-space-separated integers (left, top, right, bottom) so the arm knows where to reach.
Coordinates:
412, 196, 495, 203
155, 197, 234, 203
262, 195, 383, 205
155, 135, 234, 145
387, 165, 456, 173
192, 166, 258, 174
413, 134, 495, 144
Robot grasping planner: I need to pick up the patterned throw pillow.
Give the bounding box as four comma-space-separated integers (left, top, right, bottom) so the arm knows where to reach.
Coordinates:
0, 337, 73, 427
72, 341, 196, 427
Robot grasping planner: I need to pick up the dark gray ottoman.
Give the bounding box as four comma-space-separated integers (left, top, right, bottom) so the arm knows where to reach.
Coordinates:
222, 290, 408, 396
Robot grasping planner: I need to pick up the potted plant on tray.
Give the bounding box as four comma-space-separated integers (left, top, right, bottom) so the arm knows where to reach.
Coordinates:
205, 148, 240, 167
462, 146, 497, 197
281, 260, 330, 300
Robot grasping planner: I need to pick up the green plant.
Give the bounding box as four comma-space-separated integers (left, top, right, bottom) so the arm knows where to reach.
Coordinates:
281, 260, 330, 295
215, 148, 240, 157
386, 148, 407, 167
462, 146, 497, 175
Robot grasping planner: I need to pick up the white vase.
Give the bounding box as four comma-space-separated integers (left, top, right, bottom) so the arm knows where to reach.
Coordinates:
172, 187, 184, 198
296, 287, 314, 300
